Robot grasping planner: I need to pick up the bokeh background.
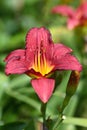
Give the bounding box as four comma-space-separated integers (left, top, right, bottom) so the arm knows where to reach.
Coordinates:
0, 0, 87, 130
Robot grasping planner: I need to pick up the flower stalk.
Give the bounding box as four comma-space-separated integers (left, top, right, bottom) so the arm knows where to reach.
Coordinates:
52, 114, 64, 130
52, 71, 81, 130
41, 103, 48, 130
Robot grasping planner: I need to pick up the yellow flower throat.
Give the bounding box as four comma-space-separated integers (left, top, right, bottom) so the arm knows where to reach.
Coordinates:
32, 52, 54, 76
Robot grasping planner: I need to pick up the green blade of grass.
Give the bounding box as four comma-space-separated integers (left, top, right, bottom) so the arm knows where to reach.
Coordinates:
63, 116, 87, 127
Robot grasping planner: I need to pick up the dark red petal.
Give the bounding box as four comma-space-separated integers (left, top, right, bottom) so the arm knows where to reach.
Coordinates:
31, 78, 55, 103
52, 5, 75, 17
54, 54, 82, 72
25, 27, 53, 63
52, 44, 72, 59
4, 49, 28, 75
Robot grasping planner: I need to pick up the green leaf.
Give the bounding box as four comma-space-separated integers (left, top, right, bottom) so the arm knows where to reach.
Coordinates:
25, 120, 36, 130
25, 0, 40, 5
0, 122, 27, 130
46, 71, 71, 115
46, 116, 87, 130
59, 123, 76, 130
0, 73, 9, 97
9, 75, 30, 89
63, 117, 87, 127
5, 89, 40, 111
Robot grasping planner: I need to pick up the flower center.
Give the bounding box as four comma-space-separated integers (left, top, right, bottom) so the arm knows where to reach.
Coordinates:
32, 52, 54, 76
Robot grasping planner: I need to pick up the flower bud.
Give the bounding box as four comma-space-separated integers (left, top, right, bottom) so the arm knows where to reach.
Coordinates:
60, 71, 80, 113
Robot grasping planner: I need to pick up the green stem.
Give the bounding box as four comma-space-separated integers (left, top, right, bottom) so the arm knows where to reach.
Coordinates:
41, 103, 47, 130
53, 114, 64, 130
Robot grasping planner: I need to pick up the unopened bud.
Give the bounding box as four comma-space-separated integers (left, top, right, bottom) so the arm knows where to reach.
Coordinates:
60, 71, 80, 113
66, 71, 80, 96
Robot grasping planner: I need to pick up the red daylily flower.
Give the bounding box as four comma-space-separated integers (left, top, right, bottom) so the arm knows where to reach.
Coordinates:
52, 1, 87, 29
4, 27, 82, 103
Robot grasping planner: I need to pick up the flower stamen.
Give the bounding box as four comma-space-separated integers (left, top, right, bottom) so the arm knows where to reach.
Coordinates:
32, 51, 54, 76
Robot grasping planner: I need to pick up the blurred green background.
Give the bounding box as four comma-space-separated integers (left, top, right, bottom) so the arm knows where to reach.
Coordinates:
0, 0, 87, 130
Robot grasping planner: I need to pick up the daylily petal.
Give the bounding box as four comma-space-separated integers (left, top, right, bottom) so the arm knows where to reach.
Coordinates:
76, 2, 87, 17
25, 27, 53, 69
81, 2, 87, 13
26, 27, 53, 49
75, 2, 87, 25
5, 49, 25, 62
31, 78, 55, 103
67, 18, 79, 29
52, 44, 72, 59
4, 49, 28, 75
52, 5, 75, 17
25, 27, 53, 56
53, 54, 82, 71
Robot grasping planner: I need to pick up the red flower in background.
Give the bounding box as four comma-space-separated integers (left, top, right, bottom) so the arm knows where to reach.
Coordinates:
4, 27, 82, 103
52, 1, 87, 29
